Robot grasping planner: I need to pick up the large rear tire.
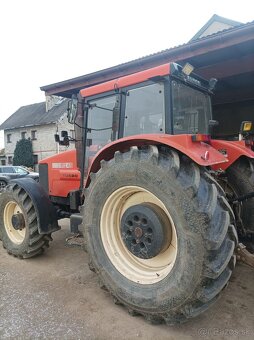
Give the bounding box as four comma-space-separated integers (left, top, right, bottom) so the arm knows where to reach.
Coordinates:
84, 145, 237, 324
0, 183, 52, 258
224, 157, 254, 249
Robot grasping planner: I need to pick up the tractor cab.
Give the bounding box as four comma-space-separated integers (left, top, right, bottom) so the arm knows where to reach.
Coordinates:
67, 62, 216, 173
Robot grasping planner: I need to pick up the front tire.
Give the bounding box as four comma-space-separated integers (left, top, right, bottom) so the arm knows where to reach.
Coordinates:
84, 146, 237, 324
0, 183, 52, 258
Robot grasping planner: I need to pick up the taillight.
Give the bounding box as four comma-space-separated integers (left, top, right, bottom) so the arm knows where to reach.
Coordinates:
191, 134, 211, 143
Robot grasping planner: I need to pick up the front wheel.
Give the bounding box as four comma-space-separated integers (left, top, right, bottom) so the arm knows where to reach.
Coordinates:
84, 146, 237, 324
0, 183, 52, 258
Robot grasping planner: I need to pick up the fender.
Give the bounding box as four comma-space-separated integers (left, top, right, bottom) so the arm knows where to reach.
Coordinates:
85, 134, 227, 187
210, 140, 254, 171
9, 178, 60, 234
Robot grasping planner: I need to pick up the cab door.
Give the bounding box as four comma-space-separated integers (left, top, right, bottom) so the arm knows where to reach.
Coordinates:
85, 94, 120, 173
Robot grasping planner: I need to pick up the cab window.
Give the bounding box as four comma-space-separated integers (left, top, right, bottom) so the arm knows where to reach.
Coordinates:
87, 95, 119, 147
172, 80, 212, 134
123, 83, 165, 137
85, 94, 120, 172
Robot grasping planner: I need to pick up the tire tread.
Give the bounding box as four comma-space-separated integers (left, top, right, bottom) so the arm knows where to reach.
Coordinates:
85, 145, 237, 324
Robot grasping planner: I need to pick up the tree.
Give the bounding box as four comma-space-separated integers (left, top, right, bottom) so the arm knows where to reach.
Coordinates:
13, 139, 34, 168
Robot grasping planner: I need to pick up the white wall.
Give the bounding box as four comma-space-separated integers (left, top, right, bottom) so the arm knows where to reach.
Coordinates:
200, 21, 233, 38
4, 112, 75, 170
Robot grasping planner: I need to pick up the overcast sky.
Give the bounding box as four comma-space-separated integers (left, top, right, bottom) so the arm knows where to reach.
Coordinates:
0, 0, 253, 148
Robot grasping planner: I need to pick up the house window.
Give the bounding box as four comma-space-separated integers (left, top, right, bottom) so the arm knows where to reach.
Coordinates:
33, 154, 38, 164
31, 130, 37, 140
8, 156, 13, 164
21, 131, 26, 139
70, 130, 75, 139
7, 134, 11, 143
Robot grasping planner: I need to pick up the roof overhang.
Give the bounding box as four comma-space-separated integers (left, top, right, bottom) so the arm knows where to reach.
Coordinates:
40, 22, 254, 101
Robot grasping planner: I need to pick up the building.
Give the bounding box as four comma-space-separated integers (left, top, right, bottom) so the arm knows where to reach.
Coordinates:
40, 15, 254, 138
0, 97, 75, 170
189, 14, 242, 41
0, 148, 5, 165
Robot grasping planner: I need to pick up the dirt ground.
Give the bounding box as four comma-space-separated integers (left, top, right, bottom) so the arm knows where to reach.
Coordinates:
0, 219, 253, 340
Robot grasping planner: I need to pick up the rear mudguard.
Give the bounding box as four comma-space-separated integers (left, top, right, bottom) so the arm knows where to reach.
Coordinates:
85, 134, 227, 187
210, 140, 254, 171
9, 178, 59, 234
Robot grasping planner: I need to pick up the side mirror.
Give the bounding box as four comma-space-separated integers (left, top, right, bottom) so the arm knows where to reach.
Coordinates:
54, 131, 70, 146
67, 97, 78, 124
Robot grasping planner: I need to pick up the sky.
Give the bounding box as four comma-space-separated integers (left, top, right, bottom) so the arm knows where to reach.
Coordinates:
0, 0, 253, 148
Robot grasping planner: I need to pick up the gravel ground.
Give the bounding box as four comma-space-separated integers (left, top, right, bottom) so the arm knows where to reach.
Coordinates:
0, 219, 253, 340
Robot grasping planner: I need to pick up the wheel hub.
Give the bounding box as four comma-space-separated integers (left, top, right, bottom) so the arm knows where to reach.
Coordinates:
121, 203, 171, 259
11, 213, 25, 231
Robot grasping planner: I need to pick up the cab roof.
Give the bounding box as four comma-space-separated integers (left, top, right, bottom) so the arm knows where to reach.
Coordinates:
80, 63, 170, 98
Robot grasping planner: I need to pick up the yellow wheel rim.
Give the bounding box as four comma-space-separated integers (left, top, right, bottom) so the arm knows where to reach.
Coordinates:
100, 186, 177, 284
4, 201, 26, 245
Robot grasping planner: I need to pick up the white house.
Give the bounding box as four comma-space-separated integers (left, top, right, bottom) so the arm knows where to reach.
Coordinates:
0, 96, 75, 170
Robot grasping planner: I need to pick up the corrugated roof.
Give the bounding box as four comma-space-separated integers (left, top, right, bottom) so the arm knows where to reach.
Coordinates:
0, 100, 68, 130
40, 19, 254, 96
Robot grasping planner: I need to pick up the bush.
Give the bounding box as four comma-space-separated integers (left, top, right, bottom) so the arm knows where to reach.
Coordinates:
13, 139, 34, 168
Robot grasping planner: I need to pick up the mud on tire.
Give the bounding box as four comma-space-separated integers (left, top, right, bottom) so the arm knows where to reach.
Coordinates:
83, 145, 237, 324
0, 183, 52, 258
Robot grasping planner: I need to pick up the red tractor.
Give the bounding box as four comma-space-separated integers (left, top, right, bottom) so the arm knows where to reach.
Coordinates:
0, 62, 254, 324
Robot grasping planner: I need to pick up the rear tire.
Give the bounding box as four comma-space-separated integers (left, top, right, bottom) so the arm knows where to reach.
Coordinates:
224, 157, 254, 250
84, 145, 237, 324
0, 183, 52, 258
